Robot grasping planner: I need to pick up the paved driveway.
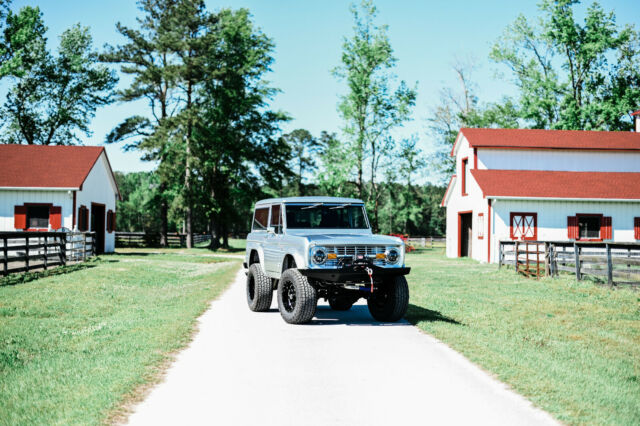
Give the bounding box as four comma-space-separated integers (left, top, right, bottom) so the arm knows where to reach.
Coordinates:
127, 268, 557, 426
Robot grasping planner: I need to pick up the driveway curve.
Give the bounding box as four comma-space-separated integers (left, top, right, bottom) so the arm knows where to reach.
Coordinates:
127, 267, 557, 426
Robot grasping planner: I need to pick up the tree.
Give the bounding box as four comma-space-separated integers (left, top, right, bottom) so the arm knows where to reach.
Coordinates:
282, 129, 322, 196
317, 131, 356, 197
0, 6, 116, 145
193, 8, 289, 248
428, 59, 518, 182
396, 136, 426, 234
102, 0, 184, 247
333, 0, 416, 229
491, 0, 640, 130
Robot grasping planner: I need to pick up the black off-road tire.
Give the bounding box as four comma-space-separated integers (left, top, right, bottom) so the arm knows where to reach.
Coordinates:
367, 275, 409, 322
277, 269, 317, 324
246, 263, 272, 312
328, 296, 356, 311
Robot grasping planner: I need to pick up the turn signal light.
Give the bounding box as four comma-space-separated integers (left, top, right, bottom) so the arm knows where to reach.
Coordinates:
376, 253, 385, 259
327, 253, 337, 260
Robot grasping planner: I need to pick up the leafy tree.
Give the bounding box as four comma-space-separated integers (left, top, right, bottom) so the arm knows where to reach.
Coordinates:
333, 0, 416, 229
281, 129, 323, 196
395, 136, 427, 234
491, 0, 640, 130
193, 8, 289, 248
317, 131, 357, 197
0, 6, 116, 145
102, 0, 184, 246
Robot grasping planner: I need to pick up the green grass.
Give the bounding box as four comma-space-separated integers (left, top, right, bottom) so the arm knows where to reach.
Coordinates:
0, 249, 240, 425
405, 248, 640, 426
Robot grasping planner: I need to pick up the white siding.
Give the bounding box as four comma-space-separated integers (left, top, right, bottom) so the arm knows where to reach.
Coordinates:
76, 153, 118, 253
0, 190, 73, 231
490, 199, 640, 263
445, 135, 490, 263
477, 149, 640, 172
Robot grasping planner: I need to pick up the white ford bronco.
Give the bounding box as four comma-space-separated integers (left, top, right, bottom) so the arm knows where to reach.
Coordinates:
244, 196, 410, 324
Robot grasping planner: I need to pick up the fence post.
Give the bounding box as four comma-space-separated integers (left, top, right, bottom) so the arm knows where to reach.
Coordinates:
498, 242, 503, 269
515, 241, 519, 274
2, 236, 7, 276
544, 242, 550, 277
25, 236, 29, 273
574, 242, 581, 281
92, 233, 96, 256
43, 235, 48, 270
61, 234, 67, 266
606, 243, 613, 286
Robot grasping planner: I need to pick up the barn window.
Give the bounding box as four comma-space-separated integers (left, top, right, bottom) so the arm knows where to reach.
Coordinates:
510, 212, 537, 241
461, 158, 468, 196
106, 210, 116, 233
252, 207, 269, 231
477, 213, 484, 239
78, 206, 89, 231
578, 215, 601, 239
27, 206, 49, 229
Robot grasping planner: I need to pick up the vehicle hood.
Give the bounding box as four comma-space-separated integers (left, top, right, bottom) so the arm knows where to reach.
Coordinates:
291, 232, 403, 247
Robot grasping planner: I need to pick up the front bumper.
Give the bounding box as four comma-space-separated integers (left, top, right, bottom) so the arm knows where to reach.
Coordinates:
299, 265, 410, 283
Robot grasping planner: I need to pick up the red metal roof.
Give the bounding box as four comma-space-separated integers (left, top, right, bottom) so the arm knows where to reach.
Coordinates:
0, 145, 108, 189
471, 169, 640, 200
454, 128, 640, 154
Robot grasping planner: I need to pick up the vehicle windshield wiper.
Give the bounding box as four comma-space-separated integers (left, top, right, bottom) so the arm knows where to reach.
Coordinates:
301, 203, 323, 210
329, 203, 352, 210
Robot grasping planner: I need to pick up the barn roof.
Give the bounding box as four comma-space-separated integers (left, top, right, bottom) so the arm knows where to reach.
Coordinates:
471, 169, 640, 201
452, 128, 640, 156
0, 145, 119, 197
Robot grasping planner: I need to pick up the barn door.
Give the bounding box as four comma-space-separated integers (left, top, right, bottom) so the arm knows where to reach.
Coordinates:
459, 213, 473, 257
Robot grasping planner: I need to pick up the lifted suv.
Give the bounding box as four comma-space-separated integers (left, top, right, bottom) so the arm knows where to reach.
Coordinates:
244, 197, 410, 324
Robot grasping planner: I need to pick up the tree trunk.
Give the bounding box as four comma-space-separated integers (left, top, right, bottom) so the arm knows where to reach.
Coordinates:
160, 181, 168, 248
208, 215, 220, 250
184, 80, 193, 249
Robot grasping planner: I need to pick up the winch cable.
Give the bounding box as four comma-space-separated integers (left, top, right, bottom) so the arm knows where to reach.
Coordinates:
365, 267, 374, 293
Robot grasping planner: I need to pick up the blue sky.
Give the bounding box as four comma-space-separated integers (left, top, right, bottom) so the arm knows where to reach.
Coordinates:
9, 0, 640, 177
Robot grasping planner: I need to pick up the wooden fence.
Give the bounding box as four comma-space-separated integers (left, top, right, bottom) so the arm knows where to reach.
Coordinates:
406, 237, 446, 248
1, 231, 95, 276
499, 240, 640, 286
115, 232, 211, 248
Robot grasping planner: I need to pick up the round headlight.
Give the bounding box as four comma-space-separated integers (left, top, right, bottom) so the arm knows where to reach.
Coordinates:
311, 247, 327, 265
386, 248, 400, 264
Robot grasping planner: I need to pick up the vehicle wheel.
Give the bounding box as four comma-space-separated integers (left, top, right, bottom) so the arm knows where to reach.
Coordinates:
246, 263, 273, 312
329, 296, 356, 311
367, 275, 409, 322
277, 269, 317, 324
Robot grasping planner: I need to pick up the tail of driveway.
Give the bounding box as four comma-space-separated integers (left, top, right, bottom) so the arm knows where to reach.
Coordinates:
127, 267, 557, 426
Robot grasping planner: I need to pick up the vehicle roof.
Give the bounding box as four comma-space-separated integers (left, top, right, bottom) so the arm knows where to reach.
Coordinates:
255, 196, 364, 206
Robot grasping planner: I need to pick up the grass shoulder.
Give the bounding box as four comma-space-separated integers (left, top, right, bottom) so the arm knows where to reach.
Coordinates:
0, 249, 240, 425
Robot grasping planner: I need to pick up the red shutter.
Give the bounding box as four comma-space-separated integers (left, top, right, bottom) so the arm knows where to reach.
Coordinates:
106, 210, 113, 233
601, 216, 612, 240
635, 218, 640, 240
14, 205, 27, 230
49, 206, 62, 230
567, 216, 578, 239
112, 211, 116, 233
78, 206, 87, 231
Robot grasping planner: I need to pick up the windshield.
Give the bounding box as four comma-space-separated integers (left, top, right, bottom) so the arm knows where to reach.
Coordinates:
285, 204, 369, 229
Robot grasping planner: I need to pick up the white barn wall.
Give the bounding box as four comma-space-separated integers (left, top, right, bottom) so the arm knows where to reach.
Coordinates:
446, 135, 489, 263
490, 199, 640, 263
76, 153, 118, 253
477, 149, 640, 172
0, 190, 73, 231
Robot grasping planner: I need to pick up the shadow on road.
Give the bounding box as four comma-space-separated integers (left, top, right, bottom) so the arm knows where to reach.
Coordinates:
310, 305, 411, 326
405, 304, 463, 325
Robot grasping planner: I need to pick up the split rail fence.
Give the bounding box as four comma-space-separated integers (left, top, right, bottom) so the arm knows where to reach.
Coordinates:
499, 240, 640, 286
1, 231, 95, 277
115, 232, 211, 248
406, 237, 446, 248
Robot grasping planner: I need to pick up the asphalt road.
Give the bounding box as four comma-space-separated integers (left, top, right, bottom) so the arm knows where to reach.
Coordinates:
127, 267, 558, 426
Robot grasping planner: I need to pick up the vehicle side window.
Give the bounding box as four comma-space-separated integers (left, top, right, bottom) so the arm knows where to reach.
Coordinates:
253, 207, 269, 231
270, 204, 283, 234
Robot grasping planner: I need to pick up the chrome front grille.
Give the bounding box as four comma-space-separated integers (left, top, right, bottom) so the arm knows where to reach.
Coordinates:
324, 245, 387, 267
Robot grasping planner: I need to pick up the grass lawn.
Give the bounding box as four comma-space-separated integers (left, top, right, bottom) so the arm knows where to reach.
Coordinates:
0, 249, 240, 425
405, 248, 640, 425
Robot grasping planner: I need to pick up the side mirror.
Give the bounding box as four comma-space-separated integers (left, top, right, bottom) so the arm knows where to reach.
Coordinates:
267, 226, 275, 234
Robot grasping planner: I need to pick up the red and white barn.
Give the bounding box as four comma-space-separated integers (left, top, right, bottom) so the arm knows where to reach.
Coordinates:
441, 128, 640, 263
0, 145, 120, 253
